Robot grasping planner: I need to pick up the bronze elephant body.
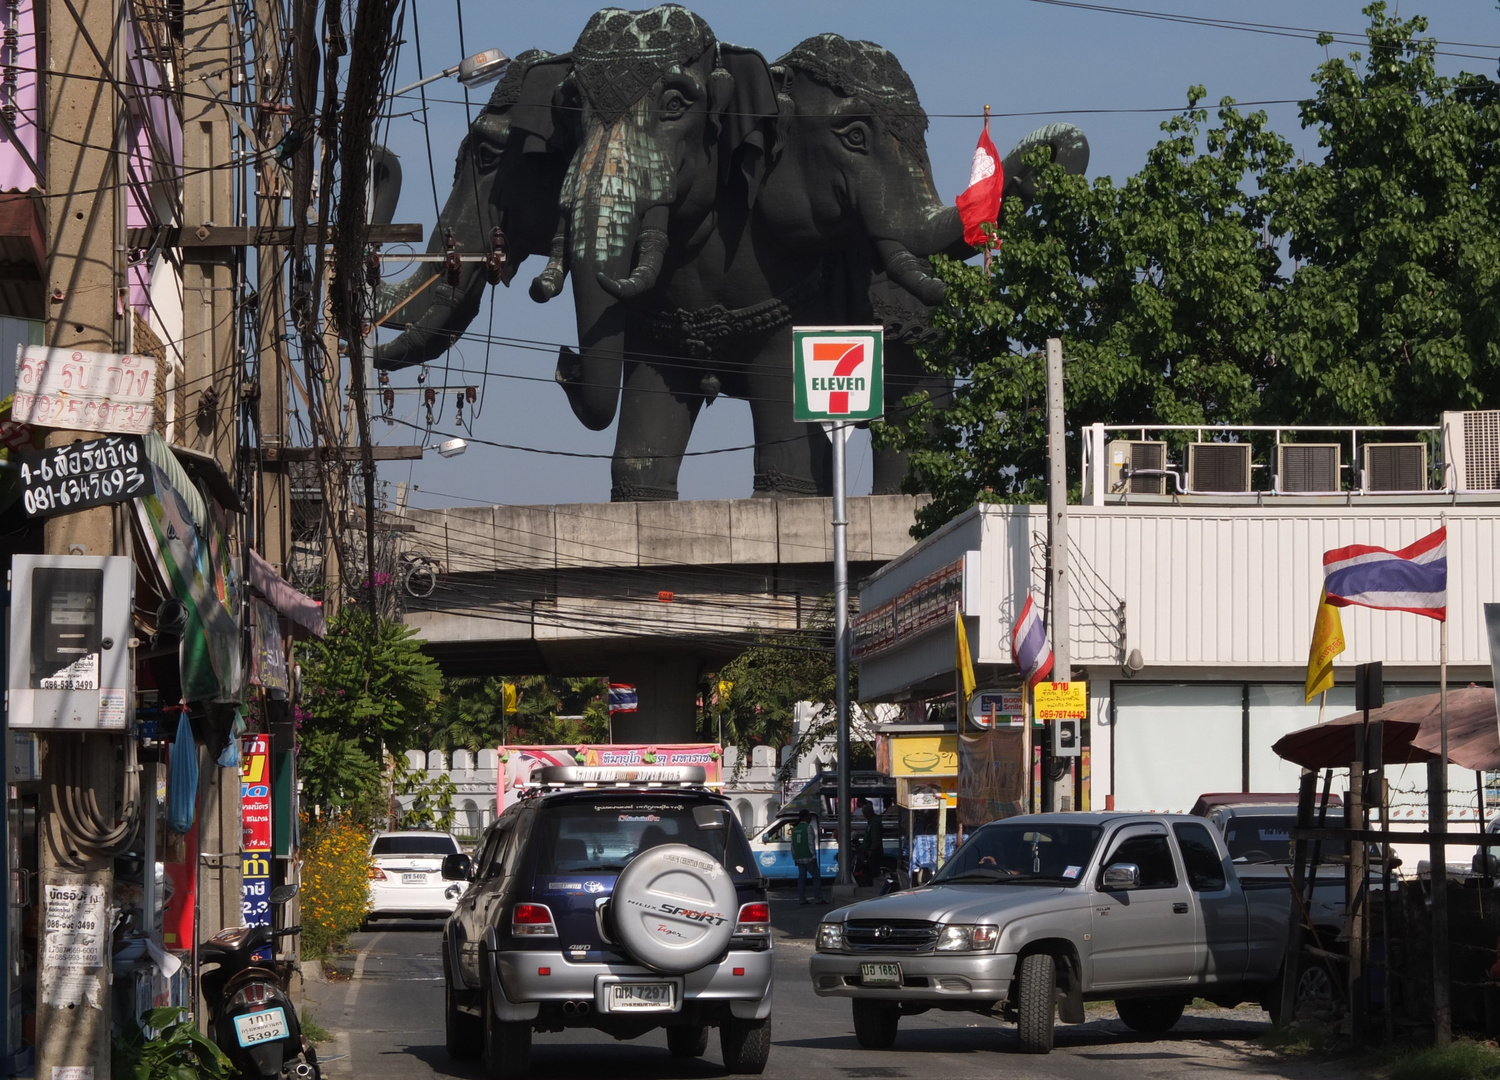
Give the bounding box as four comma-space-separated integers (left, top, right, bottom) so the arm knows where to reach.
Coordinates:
377, 6, 1089, 502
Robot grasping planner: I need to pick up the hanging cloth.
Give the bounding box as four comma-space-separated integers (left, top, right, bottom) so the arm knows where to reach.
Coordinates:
168, 710, 199, 833
216, 710, 246, 769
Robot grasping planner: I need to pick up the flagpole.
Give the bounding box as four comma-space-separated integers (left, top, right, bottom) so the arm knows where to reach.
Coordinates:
1318, 690, 1327, 725
1431, 512, 1452, 1046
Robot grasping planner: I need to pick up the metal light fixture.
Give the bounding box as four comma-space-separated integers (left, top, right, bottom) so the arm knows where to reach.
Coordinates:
436, 438, 468, 458
385, 48, 510, 102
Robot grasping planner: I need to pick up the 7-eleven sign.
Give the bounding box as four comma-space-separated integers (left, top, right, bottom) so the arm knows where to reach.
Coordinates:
792, 326, 884, 422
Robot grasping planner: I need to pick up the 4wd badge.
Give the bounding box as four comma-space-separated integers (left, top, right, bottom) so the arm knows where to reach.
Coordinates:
792, 326, 884, 423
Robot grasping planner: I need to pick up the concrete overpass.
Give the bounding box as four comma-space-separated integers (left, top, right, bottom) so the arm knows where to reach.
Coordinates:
400, 495, 928, 741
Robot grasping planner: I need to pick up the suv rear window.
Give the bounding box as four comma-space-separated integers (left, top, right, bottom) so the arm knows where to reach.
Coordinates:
371, 835, 459, 856
536, 801, 753, 877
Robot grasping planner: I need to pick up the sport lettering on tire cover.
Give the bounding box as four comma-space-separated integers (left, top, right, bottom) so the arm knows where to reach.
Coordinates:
612, 843, 739, 974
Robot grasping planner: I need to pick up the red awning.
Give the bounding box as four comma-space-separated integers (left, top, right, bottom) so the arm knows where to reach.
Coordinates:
1270, 686, 1500, 772
247, 549, 326, 638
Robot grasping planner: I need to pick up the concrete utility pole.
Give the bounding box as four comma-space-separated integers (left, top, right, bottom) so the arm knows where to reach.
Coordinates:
181, 0, 243, 1017
1044, 338, 1070, 813
37, 0, 124, 1072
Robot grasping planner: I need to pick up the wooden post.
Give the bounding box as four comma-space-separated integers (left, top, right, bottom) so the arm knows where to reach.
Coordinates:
1278, 769, 1318, 1024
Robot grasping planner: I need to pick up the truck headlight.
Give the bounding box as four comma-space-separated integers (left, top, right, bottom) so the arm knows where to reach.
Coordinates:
935, 924, 999, 952
816, 922, 845, 951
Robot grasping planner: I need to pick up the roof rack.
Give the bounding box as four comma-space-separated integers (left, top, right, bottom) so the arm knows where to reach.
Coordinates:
520, 764, 717, 792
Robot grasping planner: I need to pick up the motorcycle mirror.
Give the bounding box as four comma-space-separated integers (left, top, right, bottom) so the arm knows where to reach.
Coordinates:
269, 884, 299, 905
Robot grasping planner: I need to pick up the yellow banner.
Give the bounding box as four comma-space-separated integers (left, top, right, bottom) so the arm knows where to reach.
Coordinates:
888, 734, 959, 777
1033, 681, 1088, 720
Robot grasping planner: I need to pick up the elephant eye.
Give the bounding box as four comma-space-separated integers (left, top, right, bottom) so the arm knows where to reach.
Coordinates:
834, 120, 872, 154
660, 89, 689, 118
475, 144, 501, 170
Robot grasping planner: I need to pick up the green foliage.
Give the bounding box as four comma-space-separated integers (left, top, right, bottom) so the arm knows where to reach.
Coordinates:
112, 1006, 235, 1080
391, 751, 456, 831
884, 4, 1500, 538
1380, 1041, 1500, 1080
296, 608, 443, 815
417, 675, 611, 750
300, 813, 372, 959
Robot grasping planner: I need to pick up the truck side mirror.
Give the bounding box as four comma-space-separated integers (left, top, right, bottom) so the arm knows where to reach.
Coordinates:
914, 866, 934, 886
1102, 862, 1141, 890
442, 853, 474, 881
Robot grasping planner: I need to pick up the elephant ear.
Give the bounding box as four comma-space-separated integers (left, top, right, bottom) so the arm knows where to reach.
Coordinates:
715, 44, 780, 208
509, 54, 577, 155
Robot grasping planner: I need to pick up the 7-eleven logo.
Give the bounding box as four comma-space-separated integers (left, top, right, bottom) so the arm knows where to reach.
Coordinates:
793, 327, 883, 422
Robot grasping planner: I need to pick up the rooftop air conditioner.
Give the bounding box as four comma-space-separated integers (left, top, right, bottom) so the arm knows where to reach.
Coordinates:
1444, 410, 1500, 491
1277, 444, 1341, 494
1106, 440, 1167, 495
1362, 443, 1428, 493
1187, 442, 1251, 493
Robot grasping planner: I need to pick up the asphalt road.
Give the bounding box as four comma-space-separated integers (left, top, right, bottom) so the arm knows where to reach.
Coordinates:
300, 894, 1359, 1080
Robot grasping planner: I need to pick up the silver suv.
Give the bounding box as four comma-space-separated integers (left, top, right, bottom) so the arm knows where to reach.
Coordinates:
438, 766, 773, 1078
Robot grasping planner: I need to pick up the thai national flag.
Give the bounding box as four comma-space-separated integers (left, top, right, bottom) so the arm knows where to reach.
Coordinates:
1010, 594, 1055, 688
1323, 526, 1447, 622
608, 683, 638, 713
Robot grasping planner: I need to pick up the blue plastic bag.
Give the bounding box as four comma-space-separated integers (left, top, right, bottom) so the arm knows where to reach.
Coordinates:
168, 711, 199, 834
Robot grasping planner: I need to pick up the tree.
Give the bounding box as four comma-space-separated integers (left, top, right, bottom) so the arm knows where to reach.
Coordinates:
414, 675, 612, 751
1265, 4, 1500, 423
296, 608, 443, 813
882, 92, 1291, 537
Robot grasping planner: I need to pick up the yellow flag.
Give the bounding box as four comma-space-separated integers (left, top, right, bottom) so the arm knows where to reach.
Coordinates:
1304, 590, 1346, 702
503, 682, 518, 715
956, 612, 977, 705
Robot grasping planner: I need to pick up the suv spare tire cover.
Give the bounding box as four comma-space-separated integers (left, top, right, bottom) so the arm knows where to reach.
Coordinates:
611, 843, 739, 974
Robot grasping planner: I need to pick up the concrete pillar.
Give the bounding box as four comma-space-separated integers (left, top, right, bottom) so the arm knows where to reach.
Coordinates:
608, 652, 700, 743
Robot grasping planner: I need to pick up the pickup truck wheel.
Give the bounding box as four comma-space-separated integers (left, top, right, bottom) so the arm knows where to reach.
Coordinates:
444, 949, 482, 1060
667, 1024, 709, 1058
851, 1000, 899, 1048
720, 1014, 772, 1074
1114, 995, 1186, 1034
482, 985, 532, 1080
1015, 952, 1057, 1054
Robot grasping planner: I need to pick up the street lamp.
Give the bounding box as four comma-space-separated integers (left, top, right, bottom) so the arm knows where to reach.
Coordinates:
435, 438, 468, 458
386, 48, 509, 102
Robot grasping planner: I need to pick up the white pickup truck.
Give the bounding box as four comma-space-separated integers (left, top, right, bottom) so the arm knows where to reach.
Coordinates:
809, 812, 1328, 1054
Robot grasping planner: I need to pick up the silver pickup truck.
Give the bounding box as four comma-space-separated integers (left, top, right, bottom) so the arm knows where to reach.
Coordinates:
809, 812, 1316, 1054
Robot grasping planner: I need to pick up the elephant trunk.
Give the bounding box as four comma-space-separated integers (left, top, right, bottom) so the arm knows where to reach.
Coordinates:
555, 260, 629, 431
597, 202, 669, 301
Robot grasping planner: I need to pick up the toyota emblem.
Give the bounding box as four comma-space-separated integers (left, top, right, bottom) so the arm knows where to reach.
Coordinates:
874, 925, 890, 939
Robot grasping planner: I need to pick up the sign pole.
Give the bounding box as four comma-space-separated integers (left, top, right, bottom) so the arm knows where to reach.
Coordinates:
831, 420, 852, 886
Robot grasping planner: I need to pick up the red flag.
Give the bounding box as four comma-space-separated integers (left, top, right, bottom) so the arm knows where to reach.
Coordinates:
955, 122, 1004, 248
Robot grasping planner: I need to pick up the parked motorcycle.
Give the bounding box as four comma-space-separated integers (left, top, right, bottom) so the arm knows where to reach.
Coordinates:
199, 883, 320, 1080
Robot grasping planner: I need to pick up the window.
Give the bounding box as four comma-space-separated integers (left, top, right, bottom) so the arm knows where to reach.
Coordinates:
370, 834, 458, 856
478, 815, 518, 880
1173, 822, 1226, 892
932, 823, 1103, 887
1102, 834, 1177, 889
535, 800, 753, 878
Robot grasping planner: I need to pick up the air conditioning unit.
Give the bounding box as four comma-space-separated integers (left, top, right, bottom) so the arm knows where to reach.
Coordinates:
1444, 410, 1500, 491
1362, 443, 1428, 492
1187, 442, 1251, 493
1106, 440, 1168, 495
1277, 444, 1341, 493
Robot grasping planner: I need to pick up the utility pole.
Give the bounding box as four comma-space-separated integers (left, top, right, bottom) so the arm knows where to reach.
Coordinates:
830, 422, 852, 885
181, 0, 243, 1022
36, 0, 123, 1072
1044, 338, 1070, 813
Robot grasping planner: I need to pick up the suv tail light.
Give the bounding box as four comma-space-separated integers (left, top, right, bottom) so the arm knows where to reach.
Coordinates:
734, 902, 770, 938
368, 866, 387, 880
511, 903, 557, 937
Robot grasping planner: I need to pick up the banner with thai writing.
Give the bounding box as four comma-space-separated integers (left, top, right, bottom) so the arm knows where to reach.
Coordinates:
497, 744, 722, 809
240, 733, 272, 852
13, 345, 156, 433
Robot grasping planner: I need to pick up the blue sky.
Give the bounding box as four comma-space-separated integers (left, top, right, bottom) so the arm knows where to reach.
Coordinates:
364, 1, 1499, 510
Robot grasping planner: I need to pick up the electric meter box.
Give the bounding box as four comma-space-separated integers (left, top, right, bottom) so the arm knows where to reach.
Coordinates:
8, 554, 133, 730
1052, 716, 1082, 758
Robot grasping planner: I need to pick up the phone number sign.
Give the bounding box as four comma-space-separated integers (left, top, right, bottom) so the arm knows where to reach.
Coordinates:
1033, 681, 1088, 720
18, 434, 154, 517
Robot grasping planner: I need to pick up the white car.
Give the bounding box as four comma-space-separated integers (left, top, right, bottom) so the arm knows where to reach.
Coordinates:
367, 831, 464, 921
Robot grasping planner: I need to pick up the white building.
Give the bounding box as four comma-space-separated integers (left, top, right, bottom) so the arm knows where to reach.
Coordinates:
855, 417, 1499, 823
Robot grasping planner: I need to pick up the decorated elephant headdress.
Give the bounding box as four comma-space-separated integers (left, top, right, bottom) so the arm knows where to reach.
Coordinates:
570, 5, 717, 123
776, 35, 931, 171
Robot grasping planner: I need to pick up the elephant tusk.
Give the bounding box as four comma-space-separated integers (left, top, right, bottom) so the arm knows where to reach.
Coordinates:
597, 224, 668, 301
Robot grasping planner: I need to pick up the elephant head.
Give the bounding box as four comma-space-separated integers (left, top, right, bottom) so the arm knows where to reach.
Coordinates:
538, 5, 778, 431
373, 50, 573, 370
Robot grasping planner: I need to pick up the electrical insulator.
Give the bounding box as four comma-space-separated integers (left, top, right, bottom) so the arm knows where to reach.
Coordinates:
454, 392, 464, 424
444, 227, 462, 287
465, 386, 477, 404
485, 226, 508, 286
424, 387, 436, 407
365, 249, 381, 287
382, 388, 394, 413
378, 369, 390, 386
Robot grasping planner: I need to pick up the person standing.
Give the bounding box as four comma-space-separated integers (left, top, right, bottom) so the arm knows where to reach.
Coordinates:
857, 798, 885, 886
792, 811, 825, 904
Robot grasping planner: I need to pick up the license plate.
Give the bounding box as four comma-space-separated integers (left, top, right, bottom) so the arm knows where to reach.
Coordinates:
607, 982, 675, 1012
861, 962, 902, 986
234, 1007, 288, 1047
402, 872, 426, 884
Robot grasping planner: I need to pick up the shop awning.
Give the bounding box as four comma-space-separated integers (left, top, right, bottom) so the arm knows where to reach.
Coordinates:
1270, 687, 1500, 772
248, 549, 326, 638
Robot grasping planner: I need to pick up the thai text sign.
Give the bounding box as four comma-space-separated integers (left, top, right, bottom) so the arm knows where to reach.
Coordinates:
18, 434, 153, 517
852, 558, 963, 660
1033, 681, 1088, 720
14, 345, 157, 434
888, 734, 959, 777
498, 743, 722, 809
241, 733, 272, 851
792, 326, 883, 422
